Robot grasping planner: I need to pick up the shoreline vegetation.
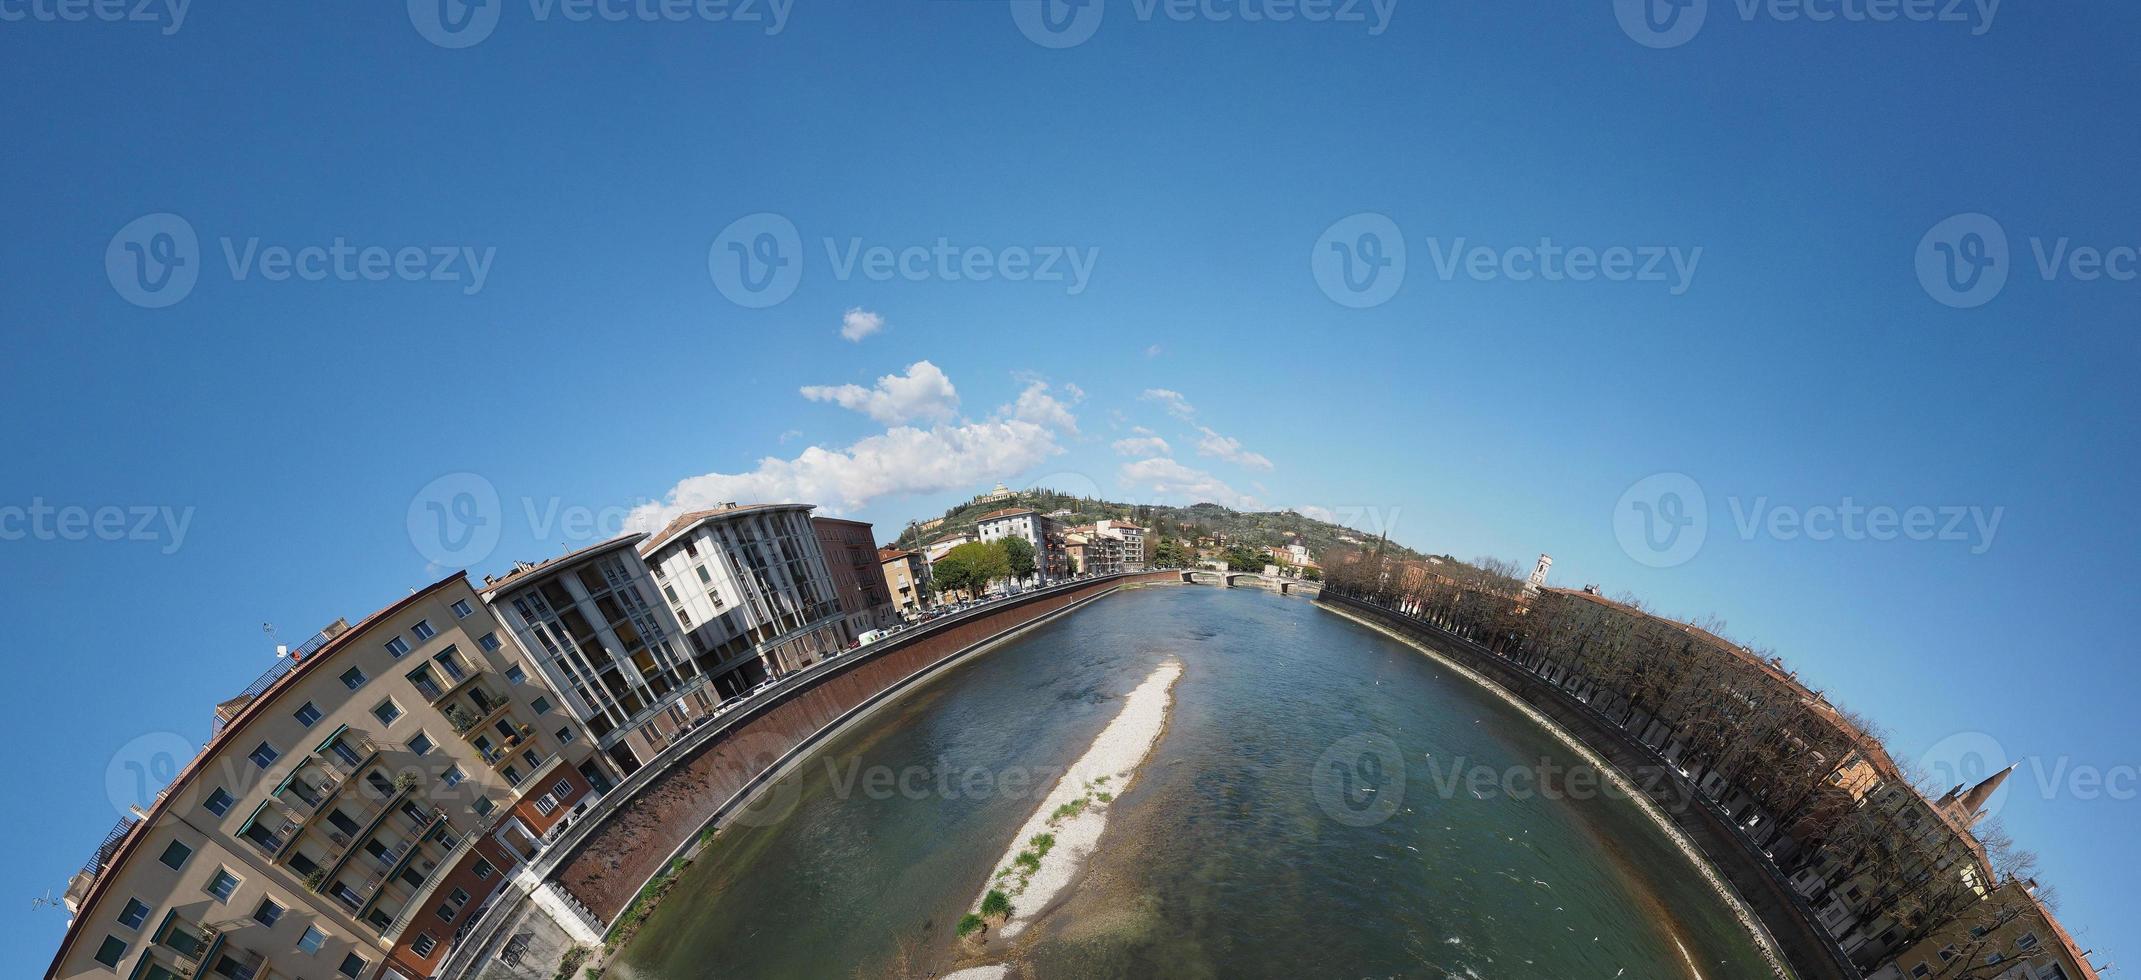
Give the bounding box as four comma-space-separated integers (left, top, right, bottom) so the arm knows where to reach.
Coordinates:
945, 658, 1185, 975
1318, 601, 1795, 980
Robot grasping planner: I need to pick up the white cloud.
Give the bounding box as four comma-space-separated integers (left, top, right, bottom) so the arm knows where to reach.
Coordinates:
800, 360, 960, 426
1140, 388, 1196, 419
630, 419, 1066, 528
1003, 380, 1081, 435
1144, 344, 1163, 358
1112, 434, 1171, 457
839, 307, 885, 342
1194, 426, 1274, 470
1119, 458, 1259, 510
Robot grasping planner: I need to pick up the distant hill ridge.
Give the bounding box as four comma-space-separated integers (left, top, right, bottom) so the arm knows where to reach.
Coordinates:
889, 488, 1427, 562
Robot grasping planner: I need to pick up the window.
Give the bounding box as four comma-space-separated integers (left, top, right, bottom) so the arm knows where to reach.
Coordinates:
451, 599, 474, 618
252, 897, 283, 927
557, 726, 577, 745
118, 898, 151, 929
298, 925, 328, 955
95, 936, 128, 968
412, 619, 436, 640
505, 664, 526, 684
532, 696, 552, 715
696, 564, 712, 584
158, 840, 192, 870
503, 765, 522, 786
339, 952, 368, 978
1940, 945, 1960, 962
372, 699, 402, 726
2017, 932, 2041, 952
294, 701, 323, 727
408, 732, 434, 756
340, 666, 368, 690
449, 887, 470, 906
473, 797, 494, 817
249, 742, 280, 768
1909, 965, 1930, 979
479, 632, 503, 652
206, 868, 240, 902
441, 765, 466, 787
412, 933, 438, 957
434, 903, 456, 923
472, 858, 495, 879
385, 636, 411, 658
535, 793, 559, 816
203, 787, 235, 817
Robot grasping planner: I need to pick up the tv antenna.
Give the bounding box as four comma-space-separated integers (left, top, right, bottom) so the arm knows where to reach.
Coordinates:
31, 889, 62, 912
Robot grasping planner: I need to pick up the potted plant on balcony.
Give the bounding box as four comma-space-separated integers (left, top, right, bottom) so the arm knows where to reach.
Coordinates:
445, 705, 475, 733
305, 868, 328, 891
394, 771, 420, 794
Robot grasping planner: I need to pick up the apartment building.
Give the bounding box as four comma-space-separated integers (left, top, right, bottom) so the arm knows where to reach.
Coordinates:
973, 507, 1069, 584
1063, 525, 1124, 576
923, 531, 972, 564
811, 516, 897, 639
50, 575, 603, 980
1866, 881, 2102, 980
1094, 519, 1147, 571
879, 547, 930, 617
481, 535, 710, 775
638, 503, 848, 689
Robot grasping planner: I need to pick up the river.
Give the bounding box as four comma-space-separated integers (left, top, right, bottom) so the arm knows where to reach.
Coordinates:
607, 584, 1777, 979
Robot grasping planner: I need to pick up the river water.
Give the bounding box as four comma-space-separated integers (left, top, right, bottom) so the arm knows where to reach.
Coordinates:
608, 584, 1776, 979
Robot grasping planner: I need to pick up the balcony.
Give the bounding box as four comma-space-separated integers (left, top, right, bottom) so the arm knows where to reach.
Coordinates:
412, 655, 482, 705
271, 761, 344, 819
313, 727, 383, 779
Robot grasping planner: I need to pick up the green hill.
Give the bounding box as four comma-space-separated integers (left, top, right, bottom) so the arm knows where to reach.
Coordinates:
886, 488, 1425, 564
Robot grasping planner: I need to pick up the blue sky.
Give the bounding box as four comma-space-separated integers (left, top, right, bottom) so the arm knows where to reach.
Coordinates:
4, 1, 2137, 975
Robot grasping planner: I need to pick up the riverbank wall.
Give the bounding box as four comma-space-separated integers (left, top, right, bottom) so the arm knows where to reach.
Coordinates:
1318, 592, 1856, 980
437, 571, 1182, 979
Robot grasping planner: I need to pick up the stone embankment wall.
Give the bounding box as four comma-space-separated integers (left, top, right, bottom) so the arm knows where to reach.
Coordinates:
552, 571, 1182, 921
1321, 592, 1855, 980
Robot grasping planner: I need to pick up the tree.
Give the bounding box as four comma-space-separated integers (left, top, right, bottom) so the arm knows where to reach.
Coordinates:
1223, 546, 1271, 571
1151, 538, 1189, 567
1000, 536, 1037, 581
933, 542, 1009, 599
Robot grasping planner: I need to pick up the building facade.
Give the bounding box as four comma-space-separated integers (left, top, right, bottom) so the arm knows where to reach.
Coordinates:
481, 535, 710, 775
1095, 519, 1147, 571
879, 547, 930, 618
639, 504, 848, 692
1063, 526, 1124, 576
811, 517, 897, 639
974, 507, 1069, 584
50, 575, 603, 980
1865, 881, 2100, 980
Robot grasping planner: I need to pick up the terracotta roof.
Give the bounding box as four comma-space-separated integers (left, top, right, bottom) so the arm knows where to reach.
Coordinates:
877, 547, 918, 561
974, 507, 1038, 522
638, 502, 814, 556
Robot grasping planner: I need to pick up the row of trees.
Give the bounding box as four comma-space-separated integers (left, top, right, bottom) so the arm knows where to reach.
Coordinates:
1321, 548, 2032, 969
929, 538, 1036, 600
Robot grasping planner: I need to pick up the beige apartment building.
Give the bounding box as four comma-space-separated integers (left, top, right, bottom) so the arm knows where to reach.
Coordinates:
49, 575, 603, 980
879, 546, 929, 617
1866, 881, 2101, 980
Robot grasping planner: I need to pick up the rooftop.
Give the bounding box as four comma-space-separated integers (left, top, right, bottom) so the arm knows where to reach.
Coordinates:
638, 502, 815, 556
